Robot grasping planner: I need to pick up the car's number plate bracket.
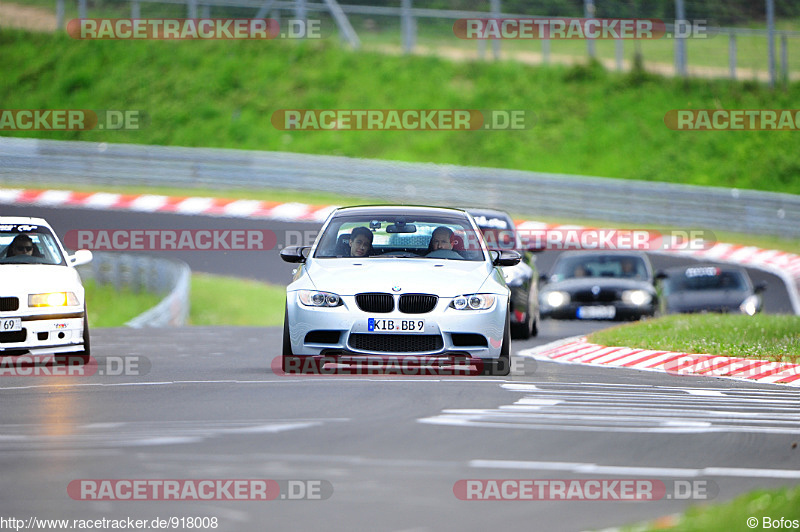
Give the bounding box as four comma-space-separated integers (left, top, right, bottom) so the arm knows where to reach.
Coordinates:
0, 317, 22, 332
577, 306, 616, 319
368, 318, 425, 333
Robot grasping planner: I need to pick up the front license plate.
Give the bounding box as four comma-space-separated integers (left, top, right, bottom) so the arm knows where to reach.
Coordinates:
577, 306, 616, 320
0, 318, 21, 332
368, 318, 425, 333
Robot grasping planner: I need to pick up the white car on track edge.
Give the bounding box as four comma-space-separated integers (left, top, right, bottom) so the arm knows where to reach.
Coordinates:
0, 217, 93, 364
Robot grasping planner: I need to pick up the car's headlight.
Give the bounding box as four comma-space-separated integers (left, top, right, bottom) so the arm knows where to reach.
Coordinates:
622, 289, 652, 306
740, 295, 759, 316
451, 294, 496, 310
543, 291, 570, 308
29, 292, 79, 307
298, 290, 342, 307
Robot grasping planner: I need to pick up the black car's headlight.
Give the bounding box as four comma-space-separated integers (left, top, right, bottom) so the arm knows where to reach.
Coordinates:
543, 291, 570, 308
450, 294, 496, 310
28, 292, 80, 307
740, 295, 759, 316
621, 289, 652, 306
298, 290, 342, 307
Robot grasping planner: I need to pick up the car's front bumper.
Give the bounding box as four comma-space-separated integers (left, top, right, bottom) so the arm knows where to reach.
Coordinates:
286, 292, 508, 360
0, 310, 86, 356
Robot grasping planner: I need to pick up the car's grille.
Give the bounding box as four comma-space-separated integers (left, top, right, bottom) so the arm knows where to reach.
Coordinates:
572, 289, 619, 303
0, 330, 26, 343
355, 293, 394, 313
398, 294, 438, 314
349, 334, 443, 353
0, 297, 19, 311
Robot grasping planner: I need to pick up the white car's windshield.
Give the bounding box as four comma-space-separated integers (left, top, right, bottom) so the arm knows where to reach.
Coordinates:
314, 214, 485, 261
0, 224, 66, 265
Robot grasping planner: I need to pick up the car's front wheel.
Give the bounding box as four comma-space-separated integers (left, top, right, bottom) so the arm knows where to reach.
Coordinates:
480, 311, 511, 376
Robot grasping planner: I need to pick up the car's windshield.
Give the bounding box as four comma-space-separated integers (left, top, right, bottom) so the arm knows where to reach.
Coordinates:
314, 213, 485, 261
664, 267, 748, 294
0, 224, 66, 265
550, 254, 649, 281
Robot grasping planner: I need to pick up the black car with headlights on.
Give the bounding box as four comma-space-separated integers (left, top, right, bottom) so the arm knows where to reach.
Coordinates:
539, 251, 658, 320
465, 208, 542, 339
657, 264, 766, 315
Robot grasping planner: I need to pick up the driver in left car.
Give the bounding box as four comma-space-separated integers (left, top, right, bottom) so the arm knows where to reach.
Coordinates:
7, 234, 34, 257
428, 226, 454, 251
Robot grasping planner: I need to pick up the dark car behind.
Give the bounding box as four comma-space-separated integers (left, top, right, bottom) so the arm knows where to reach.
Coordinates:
539, 251, 659, 320
465, 208, 541, 338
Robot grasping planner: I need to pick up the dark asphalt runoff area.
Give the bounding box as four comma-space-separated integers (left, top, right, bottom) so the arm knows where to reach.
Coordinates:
1, 205, 798, 532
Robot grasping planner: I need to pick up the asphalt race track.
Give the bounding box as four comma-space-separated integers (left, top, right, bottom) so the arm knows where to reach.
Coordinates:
1, 205, 799, 532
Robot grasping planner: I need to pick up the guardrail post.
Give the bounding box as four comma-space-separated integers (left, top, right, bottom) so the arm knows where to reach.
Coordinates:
490, 0, 501, 60
295, 0, 306, 23
56, 0, 64, 30
542, 34, 550, 64
674, 0, 687, 77
767, 0, 776, 88
187, 0, 197, 19
401, 0, 415, 53
584, 0, 595, 59
131, 0, 140, 18
78, 0, 87, 19
729, 33, 737, 80
615, 37, 623, 71
781, 34, 788, 86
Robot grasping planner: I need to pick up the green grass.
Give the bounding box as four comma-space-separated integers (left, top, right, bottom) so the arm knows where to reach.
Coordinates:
188, 272, 285, 326
2, 29, 800, 195
589, 314, 800, 363
627, 484, 800, 531
83, 278, 163, 327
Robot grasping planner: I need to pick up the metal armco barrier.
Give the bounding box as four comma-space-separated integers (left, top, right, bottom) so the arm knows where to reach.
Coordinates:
1, 136, 798, 238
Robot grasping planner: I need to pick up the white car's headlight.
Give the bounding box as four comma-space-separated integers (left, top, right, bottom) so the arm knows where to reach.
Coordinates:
622, 289, 652, 306
298, 290, 342, 307
543, 291, 570, 308
451, 294, 496, 310
740, 295, 759, 316
28, 292, 79, 307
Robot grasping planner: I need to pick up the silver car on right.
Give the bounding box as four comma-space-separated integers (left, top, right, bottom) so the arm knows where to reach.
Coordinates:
657, 264, 766, 315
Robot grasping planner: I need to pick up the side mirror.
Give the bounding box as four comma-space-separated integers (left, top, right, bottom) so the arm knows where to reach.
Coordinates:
754, 281, 767, 294
69, 249, 93, 267
491, 249, 521, 267
539, 272, 548, 284
280, 246, 310, 264
655, 270, 668, 281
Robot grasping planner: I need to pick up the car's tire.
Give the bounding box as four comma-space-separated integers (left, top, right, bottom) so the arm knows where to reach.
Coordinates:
480, 310, 511, 376
281, 304, 300, 373
511, 290, 539, 340
55, 305, 90, 366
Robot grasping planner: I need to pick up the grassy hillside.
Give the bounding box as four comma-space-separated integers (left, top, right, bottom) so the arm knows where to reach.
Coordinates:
2, 29, 799, 193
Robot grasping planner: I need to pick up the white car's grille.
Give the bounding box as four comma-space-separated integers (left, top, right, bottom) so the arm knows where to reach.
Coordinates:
0, 297, 19, 311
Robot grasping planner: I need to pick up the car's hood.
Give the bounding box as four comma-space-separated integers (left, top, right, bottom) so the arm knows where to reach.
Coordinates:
0, 264, 82, 294
544, 277, 654, 293
304, 258, 494, 297
666, 290, 748, 312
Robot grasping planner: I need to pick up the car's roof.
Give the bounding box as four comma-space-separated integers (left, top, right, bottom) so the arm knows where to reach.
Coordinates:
0, 217, 51, 227
463, 208, 511, 218
664, 263, 747, 274
555, 250, 650, 259
331, 205, 470, 218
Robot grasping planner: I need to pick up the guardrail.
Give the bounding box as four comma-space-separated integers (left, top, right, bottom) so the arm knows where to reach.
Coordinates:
1, 136, 799, 239
76, 251, 191, 327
